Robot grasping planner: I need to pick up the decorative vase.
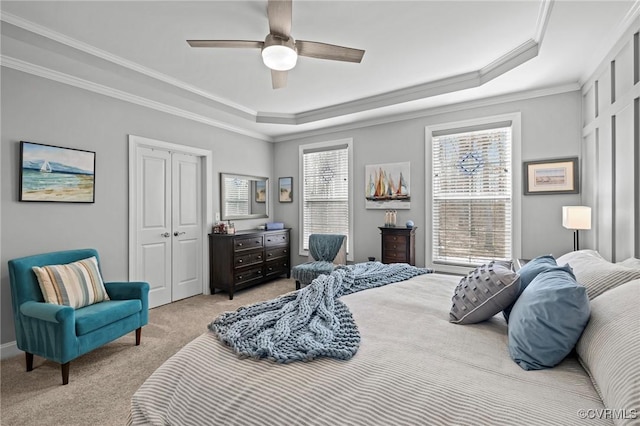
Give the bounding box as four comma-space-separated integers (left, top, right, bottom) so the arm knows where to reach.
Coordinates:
406, 220, 414, 228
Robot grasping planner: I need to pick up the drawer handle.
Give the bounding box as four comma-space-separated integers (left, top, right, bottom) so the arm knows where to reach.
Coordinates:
268, 267, 273, 271
238, 259, 243, 263
268, 253, 273, 257
392, 245, 397, 249
283, 249, 287, 253
284, 263, 288, 267
392, 237, 397, 241
267, 238, 272, 242
256, 240, 260, 244
238, 275, 243, 280
238, 243, 243, 247
257, 256, 262, 260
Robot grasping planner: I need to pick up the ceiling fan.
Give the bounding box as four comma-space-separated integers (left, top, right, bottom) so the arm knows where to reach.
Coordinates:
187, 0, 365, 89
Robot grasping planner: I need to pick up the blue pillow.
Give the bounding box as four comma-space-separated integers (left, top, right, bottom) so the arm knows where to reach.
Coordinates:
503, 254, 557, 322
508, 264, 590, 370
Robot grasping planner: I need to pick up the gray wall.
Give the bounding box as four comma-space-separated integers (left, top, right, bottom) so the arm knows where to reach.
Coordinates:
1, 69, 274, 345
274, 91, 583, 268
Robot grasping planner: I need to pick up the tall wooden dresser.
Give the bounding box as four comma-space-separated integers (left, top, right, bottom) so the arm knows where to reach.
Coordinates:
209, 229, 290, 299
379, 226, 417, 266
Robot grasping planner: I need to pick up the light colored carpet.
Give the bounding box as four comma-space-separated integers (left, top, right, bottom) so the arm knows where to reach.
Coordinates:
0, 278, 295, 426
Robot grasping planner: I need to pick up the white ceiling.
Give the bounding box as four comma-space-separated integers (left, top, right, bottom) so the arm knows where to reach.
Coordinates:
1, 1, 637, 141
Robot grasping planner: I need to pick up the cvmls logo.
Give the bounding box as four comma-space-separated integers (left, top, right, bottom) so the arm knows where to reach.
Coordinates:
577, 409, 638, 420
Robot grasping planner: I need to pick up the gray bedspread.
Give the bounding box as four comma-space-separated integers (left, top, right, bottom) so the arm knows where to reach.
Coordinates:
129, 273, 610, 426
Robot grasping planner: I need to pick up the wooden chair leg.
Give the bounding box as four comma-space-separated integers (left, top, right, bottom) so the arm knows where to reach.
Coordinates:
135, 327, 142, 346
61, 362, 70, 385
25, 352, 33, 372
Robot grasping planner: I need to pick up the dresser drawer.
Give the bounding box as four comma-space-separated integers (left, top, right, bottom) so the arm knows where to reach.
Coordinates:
265, 232, 289, 247
234, 267, 264, 285
234, 236, 264, 252
265, 246, 289, 260
234, 251, 264, 268
383, 240, 408, 251
265, 259, 289, 277
382, 250, 408, 263
383, 234, 407, 245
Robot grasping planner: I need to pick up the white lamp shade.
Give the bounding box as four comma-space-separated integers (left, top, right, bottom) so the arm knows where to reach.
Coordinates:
562, 206, 592, 230
262, 45, 297, 71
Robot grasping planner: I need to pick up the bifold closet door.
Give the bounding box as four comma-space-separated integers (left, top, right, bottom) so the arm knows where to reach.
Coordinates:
136, 147, 202, 308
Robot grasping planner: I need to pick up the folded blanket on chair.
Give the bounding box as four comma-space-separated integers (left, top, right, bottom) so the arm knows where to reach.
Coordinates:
209, 262, 432, 363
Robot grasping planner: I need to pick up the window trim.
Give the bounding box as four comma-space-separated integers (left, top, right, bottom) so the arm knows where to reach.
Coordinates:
425, 113, 522, 274
298, 138, 354, 261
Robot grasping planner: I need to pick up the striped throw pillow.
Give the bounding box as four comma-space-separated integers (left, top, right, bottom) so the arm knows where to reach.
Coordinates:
32, 256, 110, 308
576, 279, 640, 423
556, 250, 640, 299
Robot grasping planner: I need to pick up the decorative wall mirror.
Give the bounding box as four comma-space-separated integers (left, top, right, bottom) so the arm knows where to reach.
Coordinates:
220, 173, 269, 220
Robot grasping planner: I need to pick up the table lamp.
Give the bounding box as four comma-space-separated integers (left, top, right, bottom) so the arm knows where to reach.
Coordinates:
562, 206, 591, 251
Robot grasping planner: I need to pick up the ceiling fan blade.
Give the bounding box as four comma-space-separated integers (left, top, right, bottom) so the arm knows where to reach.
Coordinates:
296, 40, 365, 63
267, 0, 292, 38
271, 70, 288, 89
187, 40, 263, 49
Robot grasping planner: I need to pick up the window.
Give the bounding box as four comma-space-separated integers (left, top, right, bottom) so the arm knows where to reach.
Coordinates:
299, 139, 352, 257
431, 122, 514, 267
223, 177, 249, 216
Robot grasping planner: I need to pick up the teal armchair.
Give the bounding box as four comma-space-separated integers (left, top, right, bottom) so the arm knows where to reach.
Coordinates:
8, 249, 149, 385
292, 234, 347, 289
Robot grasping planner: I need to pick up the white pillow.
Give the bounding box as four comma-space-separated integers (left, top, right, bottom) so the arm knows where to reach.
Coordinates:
556, 251, 640, 299
617, 257, 640, 269
576, 280, 640, 421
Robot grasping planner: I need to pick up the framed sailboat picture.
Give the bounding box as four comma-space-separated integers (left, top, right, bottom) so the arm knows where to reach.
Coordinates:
365, 162, 411, 209
19, 141, 96, 203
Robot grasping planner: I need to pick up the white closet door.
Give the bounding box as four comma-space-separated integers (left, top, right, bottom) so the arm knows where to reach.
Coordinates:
171, 153, 202, 301
137, 147, 172, 307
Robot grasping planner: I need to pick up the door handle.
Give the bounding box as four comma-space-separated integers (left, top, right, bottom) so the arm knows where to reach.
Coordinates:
161, 232, 171, 238
174, 231, 186, 236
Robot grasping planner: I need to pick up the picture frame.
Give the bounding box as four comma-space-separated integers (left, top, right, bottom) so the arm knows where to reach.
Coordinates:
523, 157, 578, 195
19, 141, 96, 203
365, 162, 411, 209
278, 177, 293, 203
255, 180, 266, 203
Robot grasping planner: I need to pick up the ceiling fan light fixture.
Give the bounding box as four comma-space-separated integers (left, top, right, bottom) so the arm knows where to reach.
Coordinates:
262, 34, 297, 71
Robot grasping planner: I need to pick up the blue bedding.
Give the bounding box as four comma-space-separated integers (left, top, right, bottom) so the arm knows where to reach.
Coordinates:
209, 262, 431, 362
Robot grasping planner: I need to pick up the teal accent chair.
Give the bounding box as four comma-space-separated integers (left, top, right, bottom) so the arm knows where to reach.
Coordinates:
8, 249, 149, 385
292, 234, 347, 290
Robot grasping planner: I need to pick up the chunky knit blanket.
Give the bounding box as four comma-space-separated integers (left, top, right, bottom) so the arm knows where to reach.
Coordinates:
209, 262, 432, 363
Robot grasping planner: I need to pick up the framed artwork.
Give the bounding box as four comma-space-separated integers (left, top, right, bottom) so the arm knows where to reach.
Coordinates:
523, 157, 578, 195
19, 141, 96, 203
255, 180, 266, 203
365, 162, 411, 209
278, 177, 293, 203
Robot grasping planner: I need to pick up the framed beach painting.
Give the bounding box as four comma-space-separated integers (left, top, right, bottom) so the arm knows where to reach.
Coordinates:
523, 157, 579, 195
255, 180, 266, 203
365, 162, 411, 209
278, 177, 293, 203
19, 141, 96, 203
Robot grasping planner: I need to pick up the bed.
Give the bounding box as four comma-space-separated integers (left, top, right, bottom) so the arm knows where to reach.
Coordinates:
128, 252, 639, 426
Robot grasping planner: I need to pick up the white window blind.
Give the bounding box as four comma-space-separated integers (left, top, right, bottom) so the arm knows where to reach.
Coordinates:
302, 146, 349, 251
224, 177, 249, 217
432, 126, 512, 266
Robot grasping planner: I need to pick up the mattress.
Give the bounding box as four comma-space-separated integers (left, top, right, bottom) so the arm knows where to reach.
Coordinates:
129, 273, 610, 425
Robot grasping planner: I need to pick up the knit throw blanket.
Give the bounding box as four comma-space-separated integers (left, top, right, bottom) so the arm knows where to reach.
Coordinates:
209, 262, 432, 363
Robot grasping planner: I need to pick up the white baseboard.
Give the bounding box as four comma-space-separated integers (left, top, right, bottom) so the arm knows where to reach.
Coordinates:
1, 341, 21, 360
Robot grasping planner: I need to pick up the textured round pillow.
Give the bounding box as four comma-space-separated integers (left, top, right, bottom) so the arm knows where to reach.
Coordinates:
449, 260, 520, 324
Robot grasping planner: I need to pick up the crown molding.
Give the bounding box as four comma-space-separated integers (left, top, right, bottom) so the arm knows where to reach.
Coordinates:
0, 12, 257, 117
273, 82, 580, 143
1, 2, 554, 128
1, 55, 272, 141
579, 0, 640, 86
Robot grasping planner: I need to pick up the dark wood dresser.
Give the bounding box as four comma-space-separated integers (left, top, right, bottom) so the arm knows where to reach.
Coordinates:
379, 226, 417, 266
209, 229, 290, 299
